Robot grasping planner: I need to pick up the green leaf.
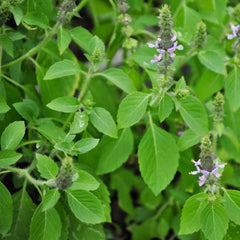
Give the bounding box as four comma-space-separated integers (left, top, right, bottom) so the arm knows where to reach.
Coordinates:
58, 27, 71, 55
70, 27, 93, 53
68, 214, 105, 240
11, 6, 23, 25
0, 34, 13, 57
43, 189, 60, 211
159, 94, 174, 122
179, 96, 208, 136
0, 95, 10, 113
225, 67, 240, 112
0, 150, 22, 167
29, 205, 61, 240
179, 193, 208, 235
1, 121, 25, 150
97, 128, 133, 174
117, 92, 149, 128
200, 202, 228, 240
224, 190, 240, 225
35, 119, 66, 144
13, 99, 39, 122
23, 12, 49, 29
73, 138, 99, 154
198, 51, 225, 75
0, 182, 13, 235
36, 154, 58, 179
66, 189, 105, 224
70, 111, 89, 134
47, 96, 80, 113
138, 123, 179, 195
90, 107, 117, 138
10, 189, 36, 240
44, 60, 81, 80
173, 5, 201, 34
178, 129, 201, 152
98, 68, 136, 94
196, 70, 224, 101
69, 169, 100, 191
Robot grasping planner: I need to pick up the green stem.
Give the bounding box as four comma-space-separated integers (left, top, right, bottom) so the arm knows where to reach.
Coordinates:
2, 22, 61, 68
17, 140, 41, 149
0, 26, 3, 78
63, 69, 93, 130
1, 73, 24, 89
4, 166, 56, 187
70, 0, 88, 17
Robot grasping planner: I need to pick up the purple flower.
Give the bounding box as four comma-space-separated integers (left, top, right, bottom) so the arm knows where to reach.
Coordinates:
189, 159, 226, 186
148, 35, 183, 65
227, 23, 240, 40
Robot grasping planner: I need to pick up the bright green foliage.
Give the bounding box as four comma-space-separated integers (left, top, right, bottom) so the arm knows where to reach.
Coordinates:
1, 121, 25, 150
66, 189, 105, 224
0, 150, 22, 167
47, 96, 80, 113
0, 1, 240, 239
42, 189, 60, 211
224, 190, 240, 225
73, 138, 99, 154
29, 205, 62, 240
200, 201, 229, 240
44, 60, 81, 80
0, 182, 13, 235
9, 189, 36, 240
117, 92, 150, 128
96, 128, 133, 174
179, 96, 208, 137
179, 193, 208, 235
138, 124, 179, 195
98, 68, 136, 93
13, 99, 39, 122
69, 169, 100, 191
225, 67, 240, 112
36, 154, 59, 179
90, 107, 118, 138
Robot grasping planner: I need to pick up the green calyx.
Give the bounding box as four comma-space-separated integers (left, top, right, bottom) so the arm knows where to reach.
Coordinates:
192, 22, 207, 50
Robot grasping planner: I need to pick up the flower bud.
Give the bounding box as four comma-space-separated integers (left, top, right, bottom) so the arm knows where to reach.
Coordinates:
57, 0, 76, 23
56, 156, 74, 190
175, 88, 190, 99
213, 92, 224, 124
116, 0, 130, 13
191, 22, 207, 50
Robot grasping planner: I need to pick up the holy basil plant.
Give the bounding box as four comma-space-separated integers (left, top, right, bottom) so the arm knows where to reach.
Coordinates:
0, 0, 240, 239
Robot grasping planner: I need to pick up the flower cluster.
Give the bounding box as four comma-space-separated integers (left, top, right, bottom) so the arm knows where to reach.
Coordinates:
227, 23, 240, 40
116, 0, 137, 51
147, 5, 183, 73
148, 35, 183, 65
56, 156, 74, 189
189, 136, 226, 192
213, 92, 225, 124
189, 159, 226, 186
57, 0, 77, 23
